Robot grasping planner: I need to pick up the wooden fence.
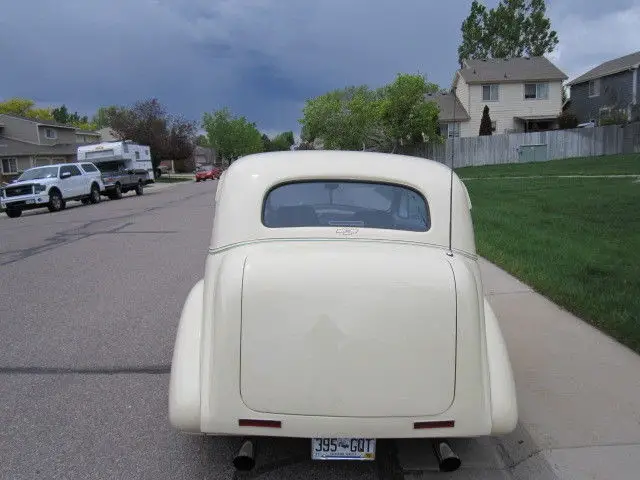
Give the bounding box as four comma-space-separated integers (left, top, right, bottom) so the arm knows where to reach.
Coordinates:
402, 122, 640, 168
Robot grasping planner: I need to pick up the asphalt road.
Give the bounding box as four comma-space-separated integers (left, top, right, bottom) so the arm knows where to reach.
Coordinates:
0, 181, 529, 480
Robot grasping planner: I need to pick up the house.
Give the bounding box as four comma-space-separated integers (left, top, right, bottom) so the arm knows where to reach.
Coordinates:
76, 130, 101, 144
159, 145, 218, 174
447, 57, 568, 137
427, 91, 471, 139
566, 50, 640, 125
0, 114, 98, 182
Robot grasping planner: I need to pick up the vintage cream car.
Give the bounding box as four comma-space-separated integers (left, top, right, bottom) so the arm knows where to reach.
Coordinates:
169, 150, 517, 471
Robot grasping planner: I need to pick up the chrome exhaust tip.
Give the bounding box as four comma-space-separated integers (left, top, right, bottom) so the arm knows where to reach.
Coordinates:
233, 439, 256, 471
433, 440, 461, 472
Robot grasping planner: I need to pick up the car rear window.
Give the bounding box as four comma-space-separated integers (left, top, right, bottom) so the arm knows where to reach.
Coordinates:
262, 181, 430, 231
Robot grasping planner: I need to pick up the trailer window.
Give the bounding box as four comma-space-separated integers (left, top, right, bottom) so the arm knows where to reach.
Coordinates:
263, 181, 430, 231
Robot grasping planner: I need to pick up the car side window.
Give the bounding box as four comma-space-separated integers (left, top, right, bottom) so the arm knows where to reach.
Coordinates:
81, 163, 98, 173
60, 165, 82, 177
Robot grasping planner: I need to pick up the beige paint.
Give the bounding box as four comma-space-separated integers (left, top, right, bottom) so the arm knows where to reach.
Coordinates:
454, 80, 564, 137
168, 151, 517, 439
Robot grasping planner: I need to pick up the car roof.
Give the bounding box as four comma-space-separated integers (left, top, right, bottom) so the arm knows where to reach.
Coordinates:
26, 162, 93, 170
211, 151, 476, 255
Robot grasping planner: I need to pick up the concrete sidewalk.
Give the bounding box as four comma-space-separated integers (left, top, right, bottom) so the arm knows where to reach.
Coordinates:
480, 259, 640, 480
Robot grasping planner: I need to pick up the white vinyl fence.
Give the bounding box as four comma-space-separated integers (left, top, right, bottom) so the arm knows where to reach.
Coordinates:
404, 122, 640, 168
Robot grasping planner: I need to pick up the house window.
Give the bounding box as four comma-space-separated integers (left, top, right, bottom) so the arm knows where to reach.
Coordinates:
135, 151, 140, 160
491, 121, 497, 132
17, 158, 32, 172
1, 157, 18, 174
447, 122, 460, 138
482, 84, 499, 102
44, 128, 57, 139
588, 79, 600, 97
34, 158, 52, 167
524, 82, 549, 100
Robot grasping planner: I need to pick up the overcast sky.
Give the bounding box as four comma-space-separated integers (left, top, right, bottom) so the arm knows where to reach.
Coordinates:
2, 0, 639, 136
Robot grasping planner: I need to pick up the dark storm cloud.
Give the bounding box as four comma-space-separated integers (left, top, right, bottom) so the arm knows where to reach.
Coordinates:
1, 0, 638, 133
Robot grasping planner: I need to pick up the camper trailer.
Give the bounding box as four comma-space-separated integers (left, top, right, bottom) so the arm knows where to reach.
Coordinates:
77, 141, 155, 199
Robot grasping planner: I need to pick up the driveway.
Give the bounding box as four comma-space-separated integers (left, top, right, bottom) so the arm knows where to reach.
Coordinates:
0, 181, 547, 479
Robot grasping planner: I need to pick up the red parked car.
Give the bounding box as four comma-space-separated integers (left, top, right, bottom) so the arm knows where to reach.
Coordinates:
195, 165, 221, 182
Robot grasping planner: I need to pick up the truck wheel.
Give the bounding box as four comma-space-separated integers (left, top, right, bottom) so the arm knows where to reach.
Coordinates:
48, 190, 64, 212
89, 183, 101, 204
109, 183, 123, 200
135, 181, 144, 196
6, 208, 22, 218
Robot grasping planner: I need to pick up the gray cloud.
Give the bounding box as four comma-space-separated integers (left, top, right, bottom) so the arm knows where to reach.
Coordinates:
1, 0, 637, 133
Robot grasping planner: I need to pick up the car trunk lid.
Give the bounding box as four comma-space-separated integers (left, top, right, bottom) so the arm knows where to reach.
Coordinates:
239, 242, 457, 417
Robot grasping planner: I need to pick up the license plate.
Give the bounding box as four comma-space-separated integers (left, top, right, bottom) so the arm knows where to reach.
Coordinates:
311, 438, 376, 461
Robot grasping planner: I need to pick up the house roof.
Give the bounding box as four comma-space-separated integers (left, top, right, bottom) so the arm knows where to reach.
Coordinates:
458, 56, 568, 84
0, 113, 77, 130
426, 92, 470, 122
0, 136, 79, 156
567, 50, 640, 86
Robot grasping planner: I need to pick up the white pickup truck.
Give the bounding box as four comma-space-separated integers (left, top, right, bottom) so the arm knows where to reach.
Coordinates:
0, 162, 104, 218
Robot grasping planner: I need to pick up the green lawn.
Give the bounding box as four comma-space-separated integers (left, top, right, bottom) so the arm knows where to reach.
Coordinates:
464, 172, 640, 353
457, 153, 640, 178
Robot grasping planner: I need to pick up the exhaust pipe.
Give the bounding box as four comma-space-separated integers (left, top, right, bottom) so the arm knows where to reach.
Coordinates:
233, 439, 256, 471
432, 440, 461, 472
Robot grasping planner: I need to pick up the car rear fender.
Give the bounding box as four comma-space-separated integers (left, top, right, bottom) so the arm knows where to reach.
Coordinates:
169, 278, 204, 432
484, 298, 518, 434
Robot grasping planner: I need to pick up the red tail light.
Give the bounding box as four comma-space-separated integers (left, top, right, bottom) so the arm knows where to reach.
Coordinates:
414, 420, 455, 429
238, 419, 282, 428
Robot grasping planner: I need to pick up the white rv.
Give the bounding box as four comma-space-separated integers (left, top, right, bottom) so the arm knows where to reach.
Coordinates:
77, 141, 155, 199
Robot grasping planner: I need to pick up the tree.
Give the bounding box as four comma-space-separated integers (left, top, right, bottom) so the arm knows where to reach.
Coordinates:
92, 106, 119, 129
458, 0, 559, 66
380, 73, 441, 151
300, 85, 385, 151
52, 104, 95, 130
270, 131, 295, 151
300, 74, 442, 153
556, 112, 578, 130
106, 98, 197, 170
202, 107, 264, 163
261, 133, 273, 152
195, 134, 209, 147
52, 104, 69, 124
0, 97, 54, 121
479, 105, 493, 135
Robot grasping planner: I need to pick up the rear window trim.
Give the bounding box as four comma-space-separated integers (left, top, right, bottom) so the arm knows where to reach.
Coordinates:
261, 179, 431, 232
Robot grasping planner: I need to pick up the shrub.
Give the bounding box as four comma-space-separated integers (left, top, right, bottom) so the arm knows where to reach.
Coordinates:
479, 105, 493, 136
557, 112, 578, 129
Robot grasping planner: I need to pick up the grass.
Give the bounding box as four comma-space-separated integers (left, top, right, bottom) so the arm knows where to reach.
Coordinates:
464, 170, 640, 353
457, 153, 640, 178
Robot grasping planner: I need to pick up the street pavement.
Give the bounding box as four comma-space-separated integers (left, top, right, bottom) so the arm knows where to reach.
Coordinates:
4, 178, 634, 479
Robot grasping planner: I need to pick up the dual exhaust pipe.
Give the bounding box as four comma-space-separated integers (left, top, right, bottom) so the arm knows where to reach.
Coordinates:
233, 439, 256, 471
232, 438, 461, 473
